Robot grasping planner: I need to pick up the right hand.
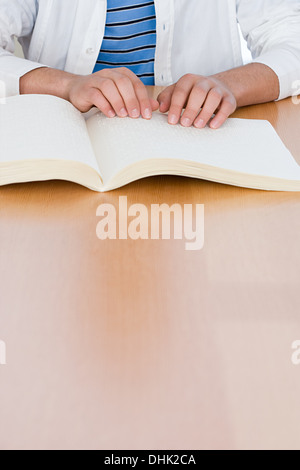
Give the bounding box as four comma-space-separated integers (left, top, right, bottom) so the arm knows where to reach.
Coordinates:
67, 67, 159, 119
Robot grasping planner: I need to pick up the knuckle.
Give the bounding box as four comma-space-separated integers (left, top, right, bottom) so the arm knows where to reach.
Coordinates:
108, 92, 123, 105
119, 66, 134, 77
126, 99, 139, 110
195, 80, 211, 93
199, 108, 213, 119
173, 86, 187, 99
218, 110, 230, 118
135, 80, 146, 91
170, 103, 183, 112
225, 94, 237, 107
194, 82, 207, 94
117, 75, 131, 87
183, 73, 195, 81
200, 113, 211, 122
112, 97, 125, 109
195, 75, 208, 84
98, 69, 112, 79
139, 98, 151, 108
210, 88, 223, 99
100, 78, 113, 90
185, 103, 199, 115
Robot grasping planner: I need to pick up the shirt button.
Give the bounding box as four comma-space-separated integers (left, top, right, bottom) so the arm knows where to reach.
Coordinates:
86, 47, 95, 55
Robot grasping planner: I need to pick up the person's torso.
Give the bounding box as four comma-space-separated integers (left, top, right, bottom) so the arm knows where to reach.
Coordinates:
22, 0, 243, 86
93, 0, 157, 85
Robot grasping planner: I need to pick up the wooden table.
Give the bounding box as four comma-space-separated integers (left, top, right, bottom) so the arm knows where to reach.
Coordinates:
1, 87, 300, 450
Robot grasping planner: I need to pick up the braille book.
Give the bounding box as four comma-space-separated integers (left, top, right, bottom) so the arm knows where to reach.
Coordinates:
1, 94, 300, 192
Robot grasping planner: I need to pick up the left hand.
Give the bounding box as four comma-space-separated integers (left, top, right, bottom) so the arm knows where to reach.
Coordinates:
157, 74, 237, 129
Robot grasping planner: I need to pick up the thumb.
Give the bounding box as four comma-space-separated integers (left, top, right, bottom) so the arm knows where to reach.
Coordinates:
157, 85, 175, 113
150, 98, 159, 111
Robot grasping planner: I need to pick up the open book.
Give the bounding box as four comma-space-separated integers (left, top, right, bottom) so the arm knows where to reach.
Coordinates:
1, 94, 300, 192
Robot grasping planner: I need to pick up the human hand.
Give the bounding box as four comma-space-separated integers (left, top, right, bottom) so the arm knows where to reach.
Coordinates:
67, 67, 159, 118
157, 74, 237, 129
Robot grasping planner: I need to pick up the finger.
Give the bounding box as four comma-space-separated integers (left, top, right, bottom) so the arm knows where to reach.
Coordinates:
150, 98, 160, 111
116, 67, 159, 116
113, 72, 141, 118
116, 68, 154, 119
209, 95, 237, 129
180, 82, 211, 127
96, 76, 128, 117
87, 88, 116, 118
194, 88, 223, 128
133, 80, 155, 119
167, 78, 196, 125
157, 85, 176, 113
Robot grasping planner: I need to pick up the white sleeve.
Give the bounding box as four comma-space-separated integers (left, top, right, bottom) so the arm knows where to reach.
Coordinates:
0, 0, 46, 97
237, 0, 300, 100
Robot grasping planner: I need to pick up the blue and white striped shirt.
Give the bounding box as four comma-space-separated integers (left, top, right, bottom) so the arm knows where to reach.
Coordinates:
93, 0, 157, 85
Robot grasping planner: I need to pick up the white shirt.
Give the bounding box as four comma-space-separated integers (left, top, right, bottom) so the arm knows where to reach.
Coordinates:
0, 0, 300, 100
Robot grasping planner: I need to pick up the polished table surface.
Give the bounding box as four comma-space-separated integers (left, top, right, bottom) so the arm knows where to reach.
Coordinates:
1, 87, 300, 450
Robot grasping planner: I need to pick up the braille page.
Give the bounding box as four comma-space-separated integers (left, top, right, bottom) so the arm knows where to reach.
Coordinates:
0, 94, 98, 172
86, 112, 300, 186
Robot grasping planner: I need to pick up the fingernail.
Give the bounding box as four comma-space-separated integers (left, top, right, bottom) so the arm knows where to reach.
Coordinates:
210, 120, 220, 129
131, 108, 140, 118
194, 119, 205, 128
120, 108, 128, 117
181, 117, 191, 127
108, 110, 116, 118
144, 108, 152, 119
168, 114, 177, 125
